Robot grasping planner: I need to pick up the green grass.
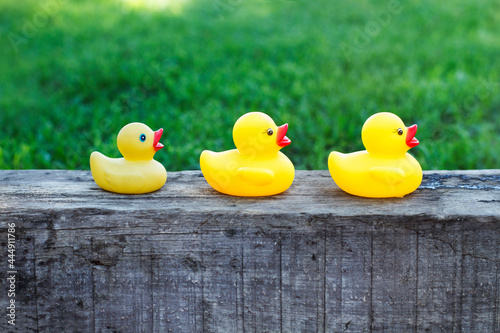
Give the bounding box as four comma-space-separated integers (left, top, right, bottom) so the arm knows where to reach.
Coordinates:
0, 0, 499, 170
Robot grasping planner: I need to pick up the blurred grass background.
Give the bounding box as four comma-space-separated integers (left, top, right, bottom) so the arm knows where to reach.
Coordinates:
0, 0, 499, 170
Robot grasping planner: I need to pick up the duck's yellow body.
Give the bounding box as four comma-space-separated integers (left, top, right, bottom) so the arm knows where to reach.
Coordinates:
200, 149, 294, 196
328, 112, 422, 198
90, 153, 167, 194
90, 122, 167, 194
200, 112, 295, 197
328, 150, 422, 198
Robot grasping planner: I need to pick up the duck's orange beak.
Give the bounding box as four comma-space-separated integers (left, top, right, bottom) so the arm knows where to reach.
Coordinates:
153, 128, 164, 152
276, 124, 291, 147
406, 124, 419, 148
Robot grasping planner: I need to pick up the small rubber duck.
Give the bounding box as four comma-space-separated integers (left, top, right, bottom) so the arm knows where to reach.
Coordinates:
328, 112, 422, 198
200, 112, 295, 196
90, 122, 167, 194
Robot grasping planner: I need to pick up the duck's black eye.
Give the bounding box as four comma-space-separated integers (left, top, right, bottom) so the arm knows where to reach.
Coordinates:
140, 134, 146, 142
397, 128, 404, 136
267, 128, 274, 136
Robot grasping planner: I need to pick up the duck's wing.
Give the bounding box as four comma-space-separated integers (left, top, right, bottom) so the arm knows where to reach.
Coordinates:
237, 167, 275, 186
104, 169, 146, 192
369, 167, 405, 186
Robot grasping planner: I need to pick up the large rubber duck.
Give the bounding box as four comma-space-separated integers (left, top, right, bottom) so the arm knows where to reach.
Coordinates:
200, 112, 295, 196
90, 122, 167, 194
328, 112, 422, 198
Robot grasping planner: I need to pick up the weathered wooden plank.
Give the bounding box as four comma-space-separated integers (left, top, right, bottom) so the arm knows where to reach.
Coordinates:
241, 228, 281, 332
324, 225, 344, 333
34, 229, 94, 332
92, 235, 153, 333
0, 227, 38, 333
459, 224, 500, 333
415, 218, 500, 333
371, 222, 418, 332
199, 228, 243, 333
0, 169, 499, 332
151, 233, 203, 333
339, 224, 373, 333
281, 227, 325, 332
1, 170, 499, 218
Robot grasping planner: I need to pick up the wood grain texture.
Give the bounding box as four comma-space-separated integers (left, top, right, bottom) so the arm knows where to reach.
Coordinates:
0, 169, 499, 333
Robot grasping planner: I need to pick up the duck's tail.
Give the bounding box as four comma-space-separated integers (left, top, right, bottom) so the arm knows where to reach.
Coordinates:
328, 151, 345, 170
90, 152, 105, 171
199, 150, 216, 171
90, 151, 108, 186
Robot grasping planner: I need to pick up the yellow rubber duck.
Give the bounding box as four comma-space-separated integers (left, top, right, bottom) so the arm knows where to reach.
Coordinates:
200, 112, 295, 196
328, 112, 422, 198
90, 122, 167, 194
